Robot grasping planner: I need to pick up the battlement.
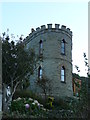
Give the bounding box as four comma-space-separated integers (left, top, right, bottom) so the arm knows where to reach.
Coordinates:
24, 24, 72, 42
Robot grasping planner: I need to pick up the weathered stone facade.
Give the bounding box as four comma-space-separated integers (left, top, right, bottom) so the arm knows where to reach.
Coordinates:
24, 24, 73, 98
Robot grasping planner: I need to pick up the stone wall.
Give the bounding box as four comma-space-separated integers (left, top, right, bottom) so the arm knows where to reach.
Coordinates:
24, 24, 73, 98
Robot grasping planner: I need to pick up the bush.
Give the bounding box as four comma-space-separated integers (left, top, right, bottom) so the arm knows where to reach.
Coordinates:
13, 90, 52, 109
10, 98, 25, 114
9, 97, 47, 117
53, 97, 70, 110
13, 90, 37, 99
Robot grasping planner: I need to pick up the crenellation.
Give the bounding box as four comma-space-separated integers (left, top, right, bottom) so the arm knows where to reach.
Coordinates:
28, 33, 33, 40
29, 33, 32, 37
29, 33, 32, 36
67, 28, 72, 35
36, 27, 40, 31
41, 25, 46, 30
25, 24, 72, 42
31, 28, 35, 33
70, 31, 72, 35
55, 24, 60, 29
26, 36, 28, 39
67, 28, 70, 31
61, 25, 66, 30
47, 24, 52, 29
31, 30, 37, 37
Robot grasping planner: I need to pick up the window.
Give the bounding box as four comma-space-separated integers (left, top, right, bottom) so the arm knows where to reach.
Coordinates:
61, 39, 65, 54
61, 66, 65, 82
39, 40, 43, 55
38, 66, 42, 79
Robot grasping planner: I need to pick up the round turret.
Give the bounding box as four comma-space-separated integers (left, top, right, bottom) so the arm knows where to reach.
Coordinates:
24, 23, 73, 98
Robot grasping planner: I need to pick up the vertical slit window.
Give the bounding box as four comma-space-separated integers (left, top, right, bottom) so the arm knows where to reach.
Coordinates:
61, 66, 65, 82
61, 39, 65, 54
38, 66, 42, 79
39, 40, 43, 55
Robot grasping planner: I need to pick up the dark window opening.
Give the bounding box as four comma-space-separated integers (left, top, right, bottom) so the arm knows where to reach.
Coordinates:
39, 40, 43, 55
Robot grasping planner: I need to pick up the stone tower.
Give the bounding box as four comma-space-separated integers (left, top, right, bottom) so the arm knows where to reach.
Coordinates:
24, 24, 73, 98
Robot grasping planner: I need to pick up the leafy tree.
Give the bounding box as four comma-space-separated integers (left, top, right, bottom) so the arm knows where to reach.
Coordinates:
2, 33, 37, 112
73, 52, 89, 117
37, 75, 52, 100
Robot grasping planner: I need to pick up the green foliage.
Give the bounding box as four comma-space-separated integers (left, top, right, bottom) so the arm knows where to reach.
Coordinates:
13, 90, 38, 99
22, 78, 30, 90
2, 32, 37, 113
2, 39, 16, 84
13, 90, 46, 106
2, 34, 36, 88
72, 73, 80, 79
73, 52, 88, 117
79, 79, 88, 108
9, 97, 47, 117
52, 97, 70, 110
10, 98, 25, 114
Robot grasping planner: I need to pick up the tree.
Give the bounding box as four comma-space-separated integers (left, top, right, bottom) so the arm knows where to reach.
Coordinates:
74, 52, 89, 117
37, 75, 52, 100
2, 33, 37, 112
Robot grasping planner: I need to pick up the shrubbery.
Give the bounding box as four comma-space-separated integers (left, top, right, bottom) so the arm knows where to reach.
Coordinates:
9, 97, 47, 118
3, 89, 88, 118
13, 90, 47, 107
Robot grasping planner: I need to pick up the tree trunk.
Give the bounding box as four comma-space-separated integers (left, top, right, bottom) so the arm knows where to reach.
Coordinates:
2, 83, 7, 112
2, 81, 20, 112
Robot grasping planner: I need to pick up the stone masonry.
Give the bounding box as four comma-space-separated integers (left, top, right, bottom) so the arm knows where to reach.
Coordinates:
24, 24, 73, 98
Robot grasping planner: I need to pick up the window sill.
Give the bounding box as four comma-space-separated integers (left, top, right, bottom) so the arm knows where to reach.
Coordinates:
61, 81, 66, 84
39, 54, 43, 57
61, 53, 65, 55
37, 78, 42, 83
39, 54, 43, 59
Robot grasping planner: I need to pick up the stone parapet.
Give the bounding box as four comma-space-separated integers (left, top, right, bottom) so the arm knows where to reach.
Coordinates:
23, 23, 72, 44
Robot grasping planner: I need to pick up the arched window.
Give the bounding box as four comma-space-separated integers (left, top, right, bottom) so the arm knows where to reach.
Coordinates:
61, 39, 65, 54
39, 40, 43, 55
61, 66, 65, 82
38, 66, 42, 79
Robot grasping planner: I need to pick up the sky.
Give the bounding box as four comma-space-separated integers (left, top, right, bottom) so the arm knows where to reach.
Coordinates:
0, 1, 89, 77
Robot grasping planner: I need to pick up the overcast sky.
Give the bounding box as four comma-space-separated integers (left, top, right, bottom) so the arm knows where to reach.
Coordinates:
0, 1, 89, 76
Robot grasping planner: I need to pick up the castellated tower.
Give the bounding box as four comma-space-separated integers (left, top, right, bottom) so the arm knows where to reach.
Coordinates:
24, 24, 73, 98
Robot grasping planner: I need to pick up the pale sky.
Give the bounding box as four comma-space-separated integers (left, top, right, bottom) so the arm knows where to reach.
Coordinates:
0, 1, 89, 77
